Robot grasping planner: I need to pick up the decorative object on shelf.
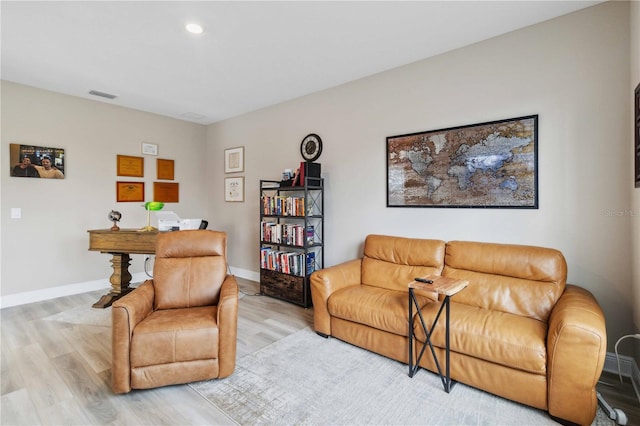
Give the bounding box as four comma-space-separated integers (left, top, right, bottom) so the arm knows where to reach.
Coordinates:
225, 177, 245, 202
157, 158, 174, 180
108, 210, 122, 231
117, 155, 144, 177
139, 201, 164, 232
116, 181, 145, 202
387, 115, 538, 209
300, 133, 322, 162
9, 143, 65, 179
141, 142, 158, 156
153, 181, 179, 202
224, 146, 244, 173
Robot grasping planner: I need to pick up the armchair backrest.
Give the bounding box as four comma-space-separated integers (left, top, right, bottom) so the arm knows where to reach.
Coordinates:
153, 230, 228, 310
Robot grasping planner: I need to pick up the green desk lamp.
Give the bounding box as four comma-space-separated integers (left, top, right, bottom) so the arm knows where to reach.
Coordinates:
139, 201, 164, 232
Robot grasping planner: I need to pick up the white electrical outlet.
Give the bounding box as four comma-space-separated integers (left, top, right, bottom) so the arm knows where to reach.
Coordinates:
11, 208, 21, 219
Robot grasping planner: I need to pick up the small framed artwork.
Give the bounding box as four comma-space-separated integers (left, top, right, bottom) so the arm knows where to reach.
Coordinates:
142, 142, 158, 156
117, 155, 144, 177
9, 143, 65, 179
225, 177, 244, 202
157, 158, 174, 180
387, 115, 538, 208
116, 181, 145, 202
153, 182, 179, 203
224, 146, 244, 173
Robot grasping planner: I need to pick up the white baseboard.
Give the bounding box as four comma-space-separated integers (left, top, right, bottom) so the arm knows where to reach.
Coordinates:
0, 266, 258, 309
228, 265, 260, 282
603, 351, 640, 403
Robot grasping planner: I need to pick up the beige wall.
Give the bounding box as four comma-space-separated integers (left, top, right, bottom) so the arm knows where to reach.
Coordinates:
0, 82, 208, 301
1, 1, 636, 354
207, 1, 634, 350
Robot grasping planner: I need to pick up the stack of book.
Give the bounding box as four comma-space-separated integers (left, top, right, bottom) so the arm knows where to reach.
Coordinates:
260, 247, 316, 276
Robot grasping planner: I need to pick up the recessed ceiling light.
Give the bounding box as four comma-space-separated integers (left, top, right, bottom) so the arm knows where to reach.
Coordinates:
185, 23, 203, 35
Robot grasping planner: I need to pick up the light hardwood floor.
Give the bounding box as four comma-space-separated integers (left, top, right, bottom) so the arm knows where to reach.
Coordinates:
2, 278, 638, 425
1, 278, 312, 425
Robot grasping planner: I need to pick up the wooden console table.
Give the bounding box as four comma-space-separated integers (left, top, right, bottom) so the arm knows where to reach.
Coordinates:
87, 229, 158, 308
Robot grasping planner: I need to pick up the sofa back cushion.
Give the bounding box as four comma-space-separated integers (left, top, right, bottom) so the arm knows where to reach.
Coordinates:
443, 240, 566, 322
361, 234, 445, 293
153, 230, 228, 310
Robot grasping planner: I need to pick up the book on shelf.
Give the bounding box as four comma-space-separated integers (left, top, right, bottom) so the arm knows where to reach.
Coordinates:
306, 252, 316, 274
306, 225, 314, 244
260, 246, 307, 277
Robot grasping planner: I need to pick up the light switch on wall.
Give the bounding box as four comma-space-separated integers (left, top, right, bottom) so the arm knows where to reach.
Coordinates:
11, 208, 21, 219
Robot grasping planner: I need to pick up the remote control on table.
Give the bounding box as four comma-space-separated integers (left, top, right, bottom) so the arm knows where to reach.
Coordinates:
414, 277, 433, 284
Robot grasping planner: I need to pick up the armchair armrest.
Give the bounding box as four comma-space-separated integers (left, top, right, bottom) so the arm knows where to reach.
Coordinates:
111, 280, 155, 393
310, 258, 362, 336
217, 274, 239, 378
546, 284, 607, 425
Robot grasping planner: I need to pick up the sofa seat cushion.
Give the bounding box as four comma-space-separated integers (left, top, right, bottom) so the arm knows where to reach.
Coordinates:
413, 302, 547, 375
328, 285, 432, 336
131, 306, 219, 367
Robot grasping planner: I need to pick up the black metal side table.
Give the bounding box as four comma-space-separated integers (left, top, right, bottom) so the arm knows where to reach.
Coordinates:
408, 275, 468, 393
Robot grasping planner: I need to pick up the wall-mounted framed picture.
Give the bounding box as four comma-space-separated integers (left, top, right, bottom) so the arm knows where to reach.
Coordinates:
9, 143, 65, 179
142, 142, 158, 156
153, 182, 179, 203
387, 115, 538, 208
157, 158, 174, 180
635, 82, 639, 188
116, 181, 145, 202
225, 177, 244, 202
224, 146, 244, 173
117, 155, 144, 177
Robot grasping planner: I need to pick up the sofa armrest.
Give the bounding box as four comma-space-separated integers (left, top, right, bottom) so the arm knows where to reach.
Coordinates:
310, 258, 362, 336
217, 274, 239, 378
111, 280, 155, 393
546, 284, 607, 425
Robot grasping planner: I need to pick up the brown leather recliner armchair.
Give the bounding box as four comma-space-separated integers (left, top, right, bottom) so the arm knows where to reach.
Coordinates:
111, 229, 238, 394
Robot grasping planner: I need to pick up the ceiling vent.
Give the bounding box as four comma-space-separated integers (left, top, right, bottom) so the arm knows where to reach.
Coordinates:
180, 112, 207, 120
88, 90, 118, 99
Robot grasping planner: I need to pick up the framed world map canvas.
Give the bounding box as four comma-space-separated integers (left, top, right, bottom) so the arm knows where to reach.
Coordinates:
387, 115, 538, 208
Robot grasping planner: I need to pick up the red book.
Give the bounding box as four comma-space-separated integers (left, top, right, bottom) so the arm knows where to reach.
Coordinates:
299, 161, 306, 186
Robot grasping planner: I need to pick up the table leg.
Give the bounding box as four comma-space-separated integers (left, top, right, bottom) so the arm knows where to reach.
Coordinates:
408, 291, 455, 392
445, 295, 452, 393
92, 253, 133, 309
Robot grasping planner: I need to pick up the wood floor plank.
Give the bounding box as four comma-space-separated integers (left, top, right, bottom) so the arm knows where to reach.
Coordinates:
14, 342, 74, 412
1, 388, 41, 425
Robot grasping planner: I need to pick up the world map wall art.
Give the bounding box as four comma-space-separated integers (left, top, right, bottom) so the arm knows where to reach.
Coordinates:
387, 115, 538, 208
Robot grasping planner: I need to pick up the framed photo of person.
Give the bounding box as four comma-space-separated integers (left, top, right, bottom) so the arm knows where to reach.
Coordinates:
10, 143, 65, 179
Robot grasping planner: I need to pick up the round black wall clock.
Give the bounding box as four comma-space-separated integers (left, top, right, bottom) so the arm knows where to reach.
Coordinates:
300, 133, 323, 162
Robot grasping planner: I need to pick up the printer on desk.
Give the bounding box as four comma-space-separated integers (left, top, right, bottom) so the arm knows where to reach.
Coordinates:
156, 211, 208, 231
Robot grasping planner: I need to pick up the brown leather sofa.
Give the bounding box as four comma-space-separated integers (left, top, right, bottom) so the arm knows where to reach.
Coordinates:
111, 230, 238, 393
311, 234, 606, 425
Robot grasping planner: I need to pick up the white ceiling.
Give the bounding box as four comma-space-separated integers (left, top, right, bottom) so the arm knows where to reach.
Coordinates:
1, 1, 602, 125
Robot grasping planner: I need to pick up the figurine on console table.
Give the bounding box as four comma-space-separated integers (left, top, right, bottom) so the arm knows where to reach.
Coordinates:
109, 210, 122, 231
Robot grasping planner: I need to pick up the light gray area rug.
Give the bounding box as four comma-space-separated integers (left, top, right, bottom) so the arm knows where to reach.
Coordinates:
190, 327, 613, 426
44, 304, 112, 327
